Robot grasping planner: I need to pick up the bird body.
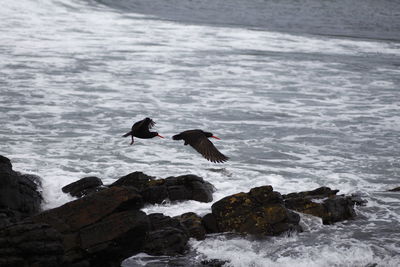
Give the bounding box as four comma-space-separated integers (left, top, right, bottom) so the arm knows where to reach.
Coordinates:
123, 117, 164, 145
173, 129, 229, 163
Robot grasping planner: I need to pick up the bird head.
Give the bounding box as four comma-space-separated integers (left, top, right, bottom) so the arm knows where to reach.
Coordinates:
204, 131, 221, 140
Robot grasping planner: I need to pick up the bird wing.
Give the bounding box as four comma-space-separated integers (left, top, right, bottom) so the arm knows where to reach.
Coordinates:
188, 136, 229, 163
132, 117, 155, 132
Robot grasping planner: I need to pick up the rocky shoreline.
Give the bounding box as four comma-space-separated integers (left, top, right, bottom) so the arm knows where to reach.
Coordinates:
0, 155, 370, 267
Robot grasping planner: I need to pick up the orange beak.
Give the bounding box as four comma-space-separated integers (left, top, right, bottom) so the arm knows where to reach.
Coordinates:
157, 134, 165, 138
211, 136, 221, 140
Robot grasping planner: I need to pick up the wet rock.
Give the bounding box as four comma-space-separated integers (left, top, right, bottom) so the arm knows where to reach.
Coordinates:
32, 186, 149, 266
388, 186, 400, 192
175, 212, 206, 240
143, 227, 189, 256
201, 213, 219, 234
211, 185, 301, 236
111, 171, 157, 190
200, 259, 229, 267
283, 187, 356, 224
62, 176, 104, 198
111, 172, 215, 204
0, 220, 64, 267
165, 175, 215, 203
0, 155, 42, 227
144, 213, 189, 256
148, 213, 186, 232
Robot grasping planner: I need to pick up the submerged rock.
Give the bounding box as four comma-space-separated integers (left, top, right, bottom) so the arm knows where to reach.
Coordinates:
283, 187, 356, 224
0, 155, 42, 227
62, 176, 104, 198
388, 186, 400, 192
211, 185, 301, 236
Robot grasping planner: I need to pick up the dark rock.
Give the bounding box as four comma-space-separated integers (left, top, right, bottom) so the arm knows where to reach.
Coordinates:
144, 213, 189, 256
165, 175, 215, 203
175, 212, 206, 240
201, 213, 219, 234
0, 220, 63, 267
143, 227, 189, 256
0, 155, 42, 227
111, 172, 215, 204
349, 193, 368, 206
111, 171, 157, 190
141, 185, 169, 204
388, 186, 400, 192
211, 185, 301, 236
148, 213, 186, 232
62, 176, 104, 198
31, 186, 149, 266
200, 259, 229, 267
283, 187, 356, 224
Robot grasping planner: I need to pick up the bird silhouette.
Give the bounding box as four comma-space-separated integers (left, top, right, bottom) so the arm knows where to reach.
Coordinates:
123, 117, 164, 145
173, 129, 229, 163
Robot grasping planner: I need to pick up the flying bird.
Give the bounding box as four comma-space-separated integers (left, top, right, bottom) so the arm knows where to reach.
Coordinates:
123, 117, 164, 145
173, 129, 229, 163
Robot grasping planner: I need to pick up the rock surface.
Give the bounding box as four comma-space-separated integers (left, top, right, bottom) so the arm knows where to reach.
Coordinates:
62, 176, 104, 198
144, 213, 189, 256
175, 212, 206, 240
31, 186, 149, 266
388, 186, 400, 192
111, 172, 215, 204
283, 187, 356, 224
211, 185, 302, 236
0, 220, 64, 267
0, 155, 42, 228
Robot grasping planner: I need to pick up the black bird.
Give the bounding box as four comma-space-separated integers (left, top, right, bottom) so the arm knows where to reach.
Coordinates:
123, 117, 164, 145
173, 129, 229, 163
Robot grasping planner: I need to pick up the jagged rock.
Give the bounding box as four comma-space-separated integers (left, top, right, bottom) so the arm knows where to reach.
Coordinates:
175, 212, 206, 240
148, 213, 186, 232
211, 185, 301, 236
62, 176, 104, 198
388, 186, 400, 192
143, 227, 189, 256
31, 186, 148, 266
283, 187, 356, 224
111, 172, 215, 204
0, 155, 42, 227
0, 220, 63, 267
143, 213, 189, 256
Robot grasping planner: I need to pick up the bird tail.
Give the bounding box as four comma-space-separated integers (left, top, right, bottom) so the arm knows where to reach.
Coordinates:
122, 131, 131, 137
172, 134, 182, 140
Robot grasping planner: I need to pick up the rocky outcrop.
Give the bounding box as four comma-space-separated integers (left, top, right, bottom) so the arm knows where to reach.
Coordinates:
175, 212, 206, 240
0, 220, 64, 267
62, 176, 104, 198
0, 155, 42, 228
31, 186, 149, 266
283, 187, 356, 224
0, 159, 364, 266
388, 186, 400, 192
143, 213, 189, 256
110, 172, 215, 204
210, 185, 302, 236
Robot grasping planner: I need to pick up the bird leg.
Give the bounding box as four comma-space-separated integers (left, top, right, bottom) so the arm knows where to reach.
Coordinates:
130, 136, 134, 145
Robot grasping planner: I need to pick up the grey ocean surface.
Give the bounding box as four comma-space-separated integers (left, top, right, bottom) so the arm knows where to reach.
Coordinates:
1, 0, 400, 266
